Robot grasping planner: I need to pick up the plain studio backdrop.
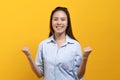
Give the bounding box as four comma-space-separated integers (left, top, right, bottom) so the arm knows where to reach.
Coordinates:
0, 0, 120, 80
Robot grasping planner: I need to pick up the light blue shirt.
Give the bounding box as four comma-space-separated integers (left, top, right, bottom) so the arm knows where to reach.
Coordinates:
35, 35, 83, 80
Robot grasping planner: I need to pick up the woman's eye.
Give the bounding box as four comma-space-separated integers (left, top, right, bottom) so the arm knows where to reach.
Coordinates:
61, 19, 65, 21
61, 18, 66, 21
52, 18, 66, 21
53, 18, 58, 21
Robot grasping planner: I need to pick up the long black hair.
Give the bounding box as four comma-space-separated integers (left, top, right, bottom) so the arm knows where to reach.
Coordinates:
49, 6, 76, 40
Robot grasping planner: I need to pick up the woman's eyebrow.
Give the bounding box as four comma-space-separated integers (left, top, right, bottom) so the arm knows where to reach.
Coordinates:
53, 17, 67, 18
52, 17, 58, 18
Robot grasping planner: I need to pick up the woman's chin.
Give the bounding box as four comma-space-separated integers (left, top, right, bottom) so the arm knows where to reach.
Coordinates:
54, 31, 65, 35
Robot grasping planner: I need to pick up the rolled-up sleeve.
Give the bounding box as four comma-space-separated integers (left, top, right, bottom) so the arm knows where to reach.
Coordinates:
35, 43, 44, 75
73, 43, 83, 80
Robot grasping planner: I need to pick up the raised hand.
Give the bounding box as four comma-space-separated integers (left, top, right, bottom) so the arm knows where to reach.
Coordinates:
21, 46, 31, 57
83, 46, 92, 59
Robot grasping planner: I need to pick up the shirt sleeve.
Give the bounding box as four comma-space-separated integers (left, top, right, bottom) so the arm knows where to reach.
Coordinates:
73, 43, 84, 80
35, 43, 44, 75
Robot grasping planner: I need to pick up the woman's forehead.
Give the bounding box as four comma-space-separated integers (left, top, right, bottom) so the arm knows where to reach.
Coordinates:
52, 11, 67, 17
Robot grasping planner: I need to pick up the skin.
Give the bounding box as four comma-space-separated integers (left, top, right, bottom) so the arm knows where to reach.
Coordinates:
22, 46, 43, 77
78, 46, 92, 78
22, 10, 92, 79
52, 11, 68, 47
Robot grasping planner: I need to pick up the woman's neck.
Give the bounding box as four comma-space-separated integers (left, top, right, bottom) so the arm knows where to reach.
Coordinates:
54, 33, 66, 48
54, 33, 66, 41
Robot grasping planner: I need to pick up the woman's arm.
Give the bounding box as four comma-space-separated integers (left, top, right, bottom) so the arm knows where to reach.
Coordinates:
77, 46, 92, 78
21, 46, 43, 78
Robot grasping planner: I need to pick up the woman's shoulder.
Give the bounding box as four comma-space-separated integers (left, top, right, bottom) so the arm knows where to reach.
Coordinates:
67, 35, 81, 45
38, 37, 52, 46
72, 39, 81, 47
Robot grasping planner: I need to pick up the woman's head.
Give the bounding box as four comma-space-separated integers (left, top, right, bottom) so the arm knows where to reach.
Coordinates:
49, 6, 76, 40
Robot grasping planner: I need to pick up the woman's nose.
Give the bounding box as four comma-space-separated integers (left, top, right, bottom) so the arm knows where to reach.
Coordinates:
57, 20, 62, 25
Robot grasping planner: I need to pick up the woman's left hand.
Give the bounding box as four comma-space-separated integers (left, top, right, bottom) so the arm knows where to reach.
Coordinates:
83, 46, 92, 59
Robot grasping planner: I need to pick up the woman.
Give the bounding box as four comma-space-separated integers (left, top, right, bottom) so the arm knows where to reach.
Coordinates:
22, 7, 92, 80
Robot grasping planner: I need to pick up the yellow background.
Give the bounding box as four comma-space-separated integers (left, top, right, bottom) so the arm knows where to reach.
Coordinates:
0, 0, 120, 80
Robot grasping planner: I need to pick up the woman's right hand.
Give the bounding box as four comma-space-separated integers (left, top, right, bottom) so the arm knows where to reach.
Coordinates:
22, 46, 43, 78
22, 46, 31, 57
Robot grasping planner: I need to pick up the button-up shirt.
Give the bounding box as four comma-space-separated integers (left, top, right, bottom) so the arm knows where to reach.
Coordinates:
35, 35, 83, 80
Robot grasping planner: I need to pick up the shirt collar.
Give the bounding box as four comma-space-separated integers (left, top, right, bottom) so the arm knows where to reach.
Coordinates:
47, 35, 75, 44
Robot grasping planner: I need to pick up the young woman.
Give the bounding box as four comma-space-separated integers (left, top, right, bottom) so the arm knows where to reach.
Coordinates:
22, 7, 92, 80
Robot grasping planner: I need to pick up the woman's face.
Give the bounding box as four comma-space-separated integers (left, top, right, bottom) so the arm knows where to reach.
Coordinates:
52, 10, 68, 35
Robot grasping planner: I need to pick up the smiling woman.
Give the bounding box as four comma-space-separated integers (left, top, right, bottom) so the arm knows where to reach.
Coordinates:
52, 10, 68, 36
0, 0, 120, 80
22, 6, 92, 80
